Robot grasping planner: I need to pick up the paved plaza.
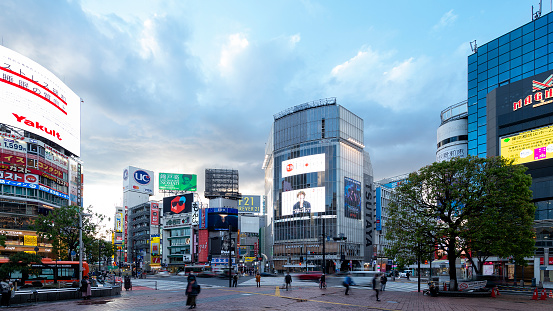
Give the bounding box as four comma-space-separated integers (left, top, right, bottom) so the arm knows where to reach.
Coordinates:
6, 283, 553, 311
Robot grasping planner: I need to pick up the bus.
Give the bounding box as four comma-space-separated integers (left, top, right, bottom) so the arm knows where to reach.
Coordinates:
0, 258, 89, 285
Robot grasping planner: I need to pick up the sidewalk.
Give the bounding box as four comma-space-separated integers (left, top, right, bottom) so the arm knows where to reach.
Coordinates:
10, 284, 553, 311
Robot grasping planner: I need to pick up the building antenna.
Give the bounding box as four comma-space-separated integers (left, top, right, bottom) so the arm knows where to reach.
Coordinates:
470, 40, 478, 53
533, 0, 543, 20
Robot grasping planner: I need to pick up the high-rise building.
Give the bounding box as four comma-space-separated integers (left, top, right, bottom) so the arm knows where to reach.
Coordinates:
264, 98, 375, 273
0, 45, 82, 259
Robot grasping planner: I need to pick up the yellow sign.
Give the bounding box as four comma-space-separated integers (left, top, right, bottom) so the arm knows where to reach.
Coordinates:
500, 124, 553, 165
24, 251, 36, 254
24, 235, 37, 246
245, 257, 255, 262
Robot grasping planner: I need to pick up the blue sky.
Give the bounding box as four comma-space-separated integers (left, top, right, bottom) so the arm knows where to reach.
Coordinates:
0, 0, 545, 228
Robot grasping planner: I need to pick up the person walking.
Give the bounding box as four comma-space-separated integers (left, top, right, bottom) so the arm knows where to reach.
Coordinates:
255, 273, 261, 287
372, 273, 381, 301
343, 273, 355, 295
0, 278, 12, 307
284, 272, 292, 291
185, 279, 201, 309
232, 273, 238, 287
319, 273, 326, 289
406, 271, 410, 280
187, 272, 196, 284
81, 275, 92, 300
380, 273, 388, 291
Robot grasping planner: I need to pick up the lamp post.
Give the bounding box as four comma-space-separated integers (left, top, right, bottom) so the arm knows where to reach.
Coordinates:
79, 211, 92, 284
228, 224, 232, 288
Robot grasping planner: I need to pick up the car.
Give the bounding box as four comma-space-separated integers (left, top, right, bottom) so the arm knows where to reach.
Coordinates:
196, 272, 218, 278
177, 271, 187, 276
260, 272, 278, 277
158, 270, 170, 277
297, 271, 322, 281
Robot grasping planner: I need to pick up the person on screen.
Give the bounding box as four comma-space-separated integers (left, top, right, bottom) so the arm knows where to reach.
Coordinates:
182, 174, 196, 191
293, 190, 311, 214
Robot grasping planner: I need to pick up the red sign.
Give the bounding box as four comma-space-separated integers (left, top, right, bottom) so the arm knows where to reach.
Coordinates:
514, 75, 553, 111
254, 242, 258, 257
198, 229, 209, 263
539, 257, 553, 265
150, 203, 159, 225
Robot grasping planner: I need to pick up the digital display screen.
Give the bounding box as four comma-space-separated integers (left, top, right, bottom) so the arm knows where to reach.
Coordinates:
500, 124, 553, 165
158, 173, 197, 191
281, 153, 325, 178
344, 177, 361, 219
281, 187, 325, 216
207, 213, 238, 231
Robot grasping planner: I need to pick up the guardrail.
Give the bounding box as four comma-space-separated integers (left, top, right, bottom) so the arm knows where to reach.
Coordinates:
11, 285, 121, 304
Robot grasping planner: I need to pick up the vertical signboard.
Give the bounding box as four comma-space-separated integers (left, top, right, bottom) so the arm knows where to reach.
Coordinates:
375, 187, 382, 231
344, 177, 361, 219
192, 202, 199, 225
150, 202, 159, 225
363, 173, 374, 262
198, 229, 209, 263
115, 213, 123, 232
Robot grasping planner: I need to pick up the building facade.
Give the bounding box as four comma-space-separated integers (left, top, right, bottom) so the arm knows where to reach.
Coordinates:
264, 98, 374, 273
0, 45, 82, 259
436, 101, 468, 162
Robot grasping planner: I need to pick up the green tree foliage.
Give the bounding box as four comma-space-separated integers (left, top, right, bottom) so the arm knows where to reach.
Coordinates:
0, 235, 5, 247
32, 205, 106, 261
385, 156, 535, 290
85, 238, 116, 267
0, 252, 42, 282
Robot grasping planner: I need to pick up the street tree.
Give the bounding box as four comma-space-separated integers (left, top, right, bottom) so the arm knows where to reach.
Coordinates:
0, 235, 5, 247
0, 252, 42, 282
32, 205, 106, 261
385, 156, 535, 290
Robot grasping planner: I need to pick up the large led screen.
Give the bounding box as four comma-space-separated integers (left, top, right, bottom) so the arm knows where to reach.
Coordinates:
281, 187, 325, 216
500, 124, 553, 165
0, 46, 81, 156
344, 177, 361, 219
207, 213, 238, 231
281, 153, 325, 178
158, 173, 197, 191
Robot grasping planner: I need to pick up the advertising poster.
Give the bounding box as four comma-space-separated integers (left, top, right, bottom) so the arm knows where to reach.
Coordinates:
158, 173, 197, 191
115, 213, 123, 232
150, 202, 159, 225
500, 124, 553, 165
198, 230, 209, 263
344, 177, 361, 219
281, 187, 325, 216
281, 153, 325, 178
237, 195, 261, 213
162, 193, 193, 214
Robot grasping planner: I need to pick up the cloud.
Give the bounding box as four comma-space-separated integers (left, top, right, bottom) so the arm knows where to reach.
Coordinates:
433, 10, 458, 30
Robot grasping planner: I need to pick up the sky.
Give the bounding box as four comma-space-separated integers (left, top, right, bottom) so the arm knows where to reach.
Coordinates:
0, 0, 546, 232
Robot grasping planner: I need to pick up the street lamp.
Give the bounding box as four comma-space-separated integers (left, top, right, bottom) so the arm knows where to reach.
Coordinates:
79, 211, 92, 284
98, 241, 105, 274
34, 246, 39, 256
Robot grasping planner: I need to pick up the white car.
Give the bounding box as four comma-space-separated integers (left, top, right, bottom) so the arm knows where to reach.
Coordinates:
159, 271, 170, 277
177, 271, 187, 276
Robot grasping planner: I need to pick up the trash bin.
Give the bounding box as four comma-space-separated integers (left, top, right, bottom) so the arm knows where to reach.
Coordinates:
531, 278, 536, 287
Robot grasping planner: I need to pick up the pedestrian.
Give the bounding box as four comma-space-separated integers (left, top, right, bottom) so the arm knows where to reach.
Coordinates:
187, 272, 196, 284
319, 273, 326, 289
284, 272, 292, 291
343, 273, 355, 295
81, 275, 92, 300
406, 271, 410, 280
232, 273, 238, 287
255, 273, 261, 287
185, 279, 201, 309
124, 275, 132, 291
372, 273, 381, 301
380, 273, 388, 291
1, 278, 12, 307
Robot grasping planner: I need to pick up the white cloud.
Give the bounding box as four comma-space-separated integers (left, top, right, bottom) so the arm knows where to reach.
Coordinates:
433, 10, 457, 30
219, 33, 250, 76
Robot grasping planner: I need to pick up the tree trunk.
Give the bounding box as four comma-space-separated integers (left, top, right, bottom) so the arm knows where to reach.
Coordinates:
448, 241, 458, 291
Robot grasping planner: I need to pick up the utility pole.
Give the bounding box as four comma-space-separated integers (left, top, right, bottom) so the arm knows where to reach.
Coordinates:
228, 224, 232, 287
322, 217, 326, 274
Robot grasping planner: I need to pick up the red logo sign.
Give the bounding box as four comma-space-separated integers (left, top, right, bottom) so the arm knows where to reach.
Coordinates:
25, 175, 37, 183
286, 164, 294, 172
171, 196, 187, 214
513, 74, 553, 111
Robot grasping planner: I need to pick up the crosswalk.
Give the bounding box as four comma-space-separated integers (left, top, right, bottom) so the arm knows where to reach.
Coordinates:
129, 279, 223, 291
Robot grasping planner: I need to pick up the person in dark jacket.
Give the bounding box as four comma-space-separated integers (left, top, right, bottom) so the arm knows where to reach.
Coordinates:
380, 274, 388, 291
80, 275, 91, 300
186, 279, 201, 309
284, 273, 292, 291
232, 274, 238, 287
0, 278, 12, 307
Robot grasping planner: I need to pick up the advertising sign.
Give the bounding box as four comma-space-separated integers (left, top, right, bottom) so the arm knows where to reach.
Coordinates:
281, 187, 325, 216
151, 236, 160, 255
281, 153, 325, 178
192, 202, 199, 225
123, 166, 154, 195
375, 188, 382, 231
500, 124, 553, 165
207, 213, 238, 231
240, 216, 259, 233
162, 193, 193, 215
237, 195, 261, 213
115, 213, 123, 233
198, 229, 209, 263
158, 173, 197, 191
0, 46, 81, 157
24, 235, 37, 246
150, 202, 159, 225
344, 177, 361, 219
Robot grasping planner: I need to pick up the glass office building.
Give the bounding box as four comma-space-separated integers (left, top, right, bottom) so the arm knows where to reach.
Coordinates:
264, 98, 374, 273
468, 12, 553, 157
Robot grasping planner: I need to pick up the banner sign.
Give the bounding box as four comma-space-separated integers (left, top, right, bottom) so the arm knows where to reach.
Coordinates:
150, 202, 159, 225
237, 195, 261, 213
159, 173, 197, 191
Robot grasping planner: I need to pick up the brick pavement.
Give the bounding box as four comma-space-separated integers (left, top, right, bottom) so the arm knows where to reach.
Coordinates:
6, 285, 553, 310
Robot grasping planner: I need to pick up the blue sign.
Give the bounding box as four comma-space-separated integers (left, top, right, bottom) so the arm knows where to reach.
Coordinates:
207, 207, 238, 214
0, 179, 69, 200
134, 170, 151, 185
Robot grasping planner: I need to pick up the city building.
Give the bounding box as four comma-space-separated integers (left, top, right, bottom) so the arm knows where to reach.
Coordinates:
468, 10, 553, 284
436, 101, 468, 162
161, 193, 196, 271
263, 98, 374, 273
128, 201, 161, 271
0, 45, 82, 259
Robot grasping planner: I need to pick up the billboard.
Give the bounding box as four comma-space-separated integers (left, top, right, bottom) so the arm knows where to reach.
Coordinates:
150, 202, 159, 225
281, 187, 325, 216
0, 46, 81, 157
500, 124, 553, 165
123, 166, 154, 195
198, 229, 209, 263
281, 153, 325, 178
240, 216, 259, 233
344, 177, 361, 219
158, 173, 197, 191
162, 193, 193, 215
237, 195, 261, 213
115, 213, 123, 232
207, 213, 238, 231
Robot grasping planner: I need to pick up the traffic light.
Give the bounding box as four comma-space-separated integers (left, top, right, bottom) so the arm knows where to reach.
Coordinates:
300, 256, 304, 262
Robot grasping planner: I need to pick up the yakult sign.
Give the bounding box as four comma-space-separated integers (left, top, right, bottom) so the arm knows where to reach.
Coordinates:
123, 166, 154, 195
